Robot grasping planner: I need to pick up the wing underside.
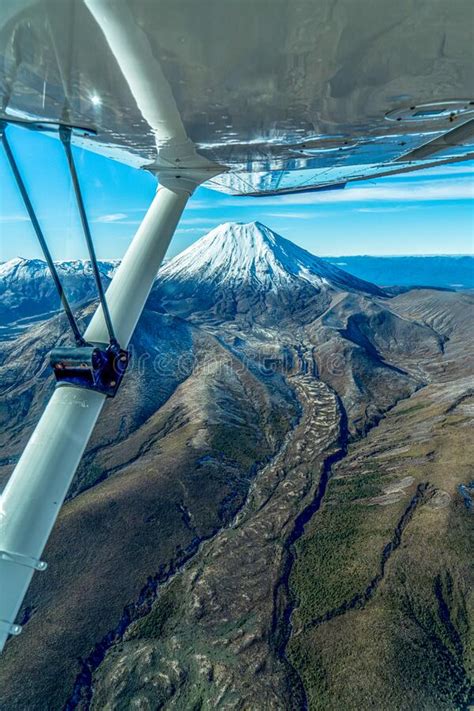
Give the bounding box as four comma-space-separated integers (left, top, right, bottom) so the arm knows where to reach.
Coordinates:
0, 0, 473, 195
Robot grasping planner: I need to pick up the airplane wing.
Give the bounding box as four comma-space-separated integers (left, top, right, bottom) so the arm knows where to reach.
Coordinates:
0, 0, 473, 195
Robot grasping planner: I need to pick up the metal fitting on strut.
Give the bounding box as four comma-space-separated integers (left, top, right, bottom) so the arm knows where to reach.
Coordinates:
50, 343, 129, 397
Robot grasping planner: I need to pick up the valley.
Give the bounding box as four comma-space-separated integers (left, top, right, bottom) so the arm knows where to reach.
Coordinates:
81, 376, 339, 710
0, 223, 472, 710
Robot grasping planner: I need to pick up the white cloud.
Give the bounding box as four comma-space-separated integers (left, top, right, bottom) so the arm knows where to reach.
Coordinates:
264, 211, 313, 219
94, 212, 128, 223
175, 226, 214, 234
185, 199, 216, 211
0, 214, 29, 223
356, 206, 416, 213
407, 163, 474, 178
180, 217, 219, 225
220, 177, 474, 207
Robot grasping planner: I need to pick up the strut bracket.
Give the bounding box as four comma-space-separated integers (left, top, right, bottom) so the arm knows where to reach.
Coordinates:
0, 549, 47, 572
0, 620, 22, 637
50, 344, 130, 397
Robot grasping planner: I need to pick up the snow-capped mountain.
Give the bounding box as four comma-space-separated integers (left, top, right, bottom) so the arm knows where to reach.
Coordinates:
0, 257, 119, 324
159, 222, 382, 294
0, 222, 383, 329
153, 222, 384, 324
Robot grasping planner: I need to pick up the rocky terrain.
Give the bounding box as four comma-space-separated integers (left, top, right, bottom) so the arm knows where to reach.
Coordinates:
0, 257, 119, 338
289, 288, 474, 710
0, 223, 472, 710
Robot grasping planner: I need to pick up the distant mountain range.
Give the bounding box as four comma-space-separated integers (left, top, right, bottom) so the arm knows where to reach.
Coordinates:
1, 223, 471, 331
0, 222, 472, 710
0, 257, 119, 328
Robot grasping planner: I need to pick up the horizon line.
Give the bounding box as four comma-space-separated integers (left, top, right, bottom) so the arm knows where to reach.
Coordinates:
2, 252, 473, 264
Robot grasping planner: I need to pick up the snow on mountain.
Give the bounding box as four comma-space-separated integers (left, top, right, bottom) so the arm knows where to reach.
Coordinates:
0, 257, 119, 325
0, 257, 119, 283
153, 222, 384, 325
0, 223, 383, 330
158, 222, 383, 295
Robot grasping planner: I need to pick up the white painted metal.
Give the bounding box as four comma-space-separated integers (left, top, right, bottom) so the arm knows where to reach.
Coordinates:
1, 0, 473, 192
0, 0, 223, 651
83, 0, 222, 190
0, 184, 191, 652
86, 186, 190, 347
84, 0, 188, 146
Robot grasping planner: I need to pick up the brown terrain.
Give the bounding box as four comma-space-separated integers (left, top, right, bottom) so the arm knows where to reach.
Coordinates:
0, 226, 472, 710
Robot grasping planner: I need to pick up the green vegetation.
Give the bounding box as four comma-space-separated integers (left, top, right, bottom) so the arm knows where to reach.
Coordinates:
331, 466, 382, 500
129, 579, 183, 640
69, 461, 104, 496
394, 402, 427, 416
209, 423, 271, 469
288, 390, 474, 710
291, 501, 384, 619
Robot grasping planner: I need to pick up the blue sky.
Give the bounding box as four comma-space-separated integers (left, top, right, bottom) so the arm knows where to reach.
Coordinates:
0, 124, 473, 262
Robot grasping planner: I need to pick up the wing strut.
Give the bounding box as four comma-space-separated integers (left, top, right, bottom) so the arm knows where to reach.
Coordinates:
0, 0, 223, 653
0, 122, 85, 347
0, 121, 131, 396
59, 125, 117, 346
0, 183, 192, 651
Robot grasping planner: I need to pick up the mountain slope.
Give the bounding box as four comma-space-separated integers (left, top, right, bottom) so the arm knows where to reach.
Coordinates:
154, 222, 385, 324
159, 222, 383, 294
0, 257, 119, 327
0, 305, 297, 711
0, 223, 472, 710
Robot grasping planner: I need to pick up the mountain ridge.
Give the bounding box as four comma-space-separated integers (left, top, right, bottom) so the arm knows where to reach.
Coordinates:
153, 222, 386, 326
158, 221, 385, 296
0, 223, 472, 711
0, 257, 119, 330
